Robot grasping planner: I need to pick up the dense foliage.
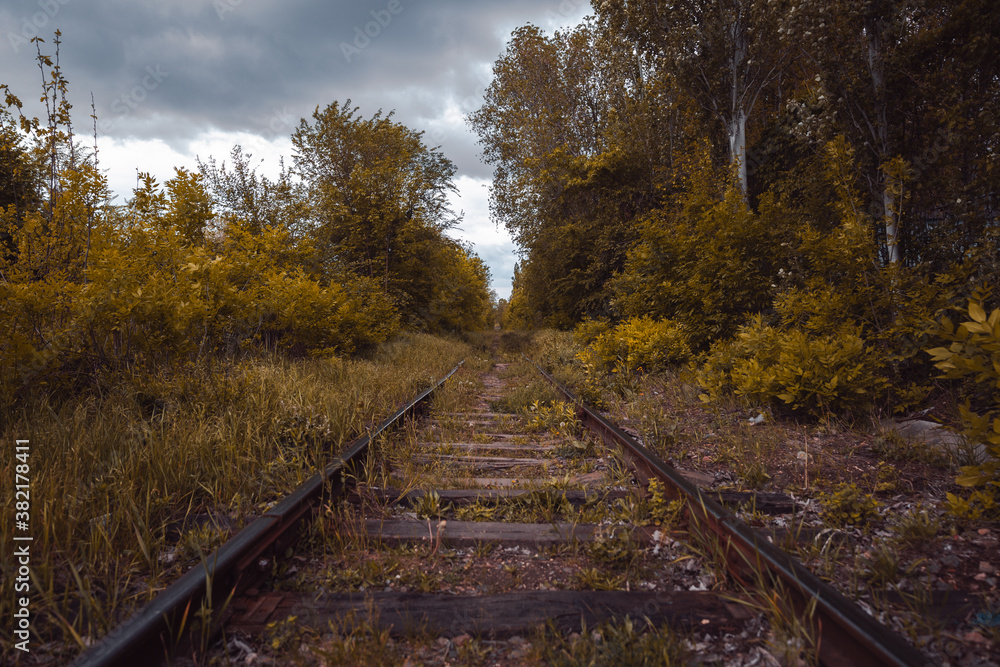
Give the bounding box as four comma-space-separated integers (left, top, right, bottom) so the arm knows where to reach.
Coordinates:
470, 3, 999, 496
1, 37, 493, 417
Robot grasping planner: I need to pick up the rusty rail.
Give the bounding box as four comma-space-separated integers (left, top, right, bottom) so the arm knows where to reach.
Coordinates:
72, 362, 463, 667
526, 355, 931, 667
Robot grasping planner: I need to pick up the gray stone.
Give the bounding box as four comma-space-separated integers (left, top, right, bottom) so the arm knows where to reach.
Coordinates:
878, 418, 986, 463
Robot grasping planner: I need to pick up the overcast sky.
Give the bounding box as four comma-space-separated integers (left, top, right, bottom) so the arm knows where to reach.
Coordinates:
1, 0, 593, 299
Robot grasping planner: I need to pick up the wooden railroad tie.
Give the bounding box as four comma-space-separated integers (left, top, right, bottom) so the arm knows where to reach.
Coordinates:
229, 590, 753, 638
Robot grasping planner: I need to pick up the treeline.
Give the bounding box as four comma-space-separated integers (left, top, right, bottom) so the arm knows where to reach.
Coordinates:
472, 2, 998, 490
0, 36, 493, 410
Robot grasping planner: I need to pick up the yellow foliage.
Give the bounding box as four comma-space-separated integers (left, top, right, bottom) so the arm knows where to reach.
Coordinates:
699, 317, 887, 417
928, 294, 1000, 494
0, 164, 399, 407
580, 316, 691, 373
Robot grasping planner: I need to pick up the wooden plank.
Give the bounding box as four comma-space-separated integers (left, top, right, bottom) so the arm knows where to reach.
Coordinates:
676, 468, 715, 486
412, 454, 548, 465
379, 486, 792, 514
428, 418, 519, 426
414, 442, 558, 452
230, 590, 751, 637
710, 490, 796, 514
363, 519, 654, 548
435, 412, 508, 419
421, 433, 562, 444
568, 472, 609, 486
389, 473, 591, 489
365, 488, 631, 506
464, 478, 534, 488
462, 477, 596, 488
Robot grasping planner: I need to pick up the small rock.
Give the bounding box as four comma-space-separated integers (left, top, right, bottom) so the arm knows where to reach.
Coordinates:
452, 634, 471, 647
941, 554, 961, 568
979, 561, 997, 575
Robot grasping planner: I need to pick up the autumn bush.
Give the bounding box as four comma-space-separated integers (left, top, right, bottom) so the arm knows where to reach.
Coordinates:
692, 139, 900, 418
0, 189, 400, 413
615, 152, 790, 350
581, 316, 692, 374
1, 50, 495, 421
928, 296, 1000, 499
700, 317, 886, 417
573, 317, 612, 347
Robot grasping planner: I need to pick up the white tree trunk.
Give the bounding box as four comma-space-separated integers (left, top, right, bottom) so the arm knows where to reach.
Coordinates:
729, 5, 749, 197
884, 188, 899, 265
729, 108, 748, 196
866, 9, 898, 264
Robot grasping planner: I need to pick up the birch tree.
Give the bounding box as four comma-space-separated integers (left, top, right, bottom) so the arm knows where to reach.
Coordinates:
781, 0, 924, 264
596, 0, 789, 197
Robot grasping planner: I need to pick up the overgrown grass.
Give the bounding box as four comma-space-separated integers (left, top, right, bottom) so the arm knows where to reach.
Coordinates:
0, 333, 468, 663
532, 617, 689, 665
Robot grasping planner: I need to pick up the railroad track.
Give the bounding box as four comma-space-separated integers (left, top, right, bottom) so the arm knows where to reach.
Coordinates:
73, 351, 931, 666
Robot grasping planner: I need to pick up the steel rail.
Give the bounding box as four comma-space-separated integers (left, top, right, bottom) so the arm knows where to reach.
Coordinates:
72, 361, 464, 667
526, 355, 931, 667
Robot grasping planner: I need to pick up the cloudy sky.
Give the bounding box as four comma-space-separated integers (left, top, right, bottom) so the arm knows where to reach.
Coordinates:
1, 0, 593, 299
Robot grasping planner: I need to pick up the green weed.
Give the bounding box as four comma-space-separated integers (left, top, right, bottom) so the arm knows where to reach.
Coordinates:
533, 617, 688, 665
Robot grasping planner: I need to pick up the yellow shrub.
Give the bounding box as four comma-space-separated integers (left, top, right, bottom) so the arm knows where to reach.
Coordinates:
928, 295, 1000, 495
261, 270, 397, 355
573, 318, 611, 347
700, 318, 887, 417
585, 316, 691, 373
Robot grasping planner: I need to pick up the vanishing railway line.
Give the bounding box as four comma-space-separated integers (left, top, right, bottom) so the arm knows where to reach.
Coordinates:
73, 350, 931, 666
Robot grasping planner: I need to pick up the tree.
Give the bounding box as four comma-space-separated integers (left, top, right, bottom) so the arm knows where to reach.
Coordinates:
469, 22, 607, 248
420, 242, 494, 332
596, 0, 790, 197
893, 0, 1000, 276
0, 104, 42, 262
470, 20, 674, 323
198, 146, 311, 240
164, 168, 213, 245
292, 100, 467, 325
